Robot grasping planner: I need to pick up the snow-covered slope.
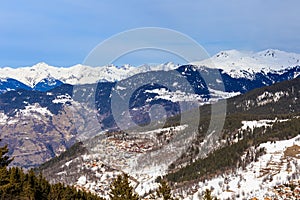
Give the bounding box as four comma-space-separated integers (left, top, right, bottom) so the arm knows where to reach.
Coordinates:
186, 124, 300, 200
0, 62, 178, 87
194, 49, 300, 78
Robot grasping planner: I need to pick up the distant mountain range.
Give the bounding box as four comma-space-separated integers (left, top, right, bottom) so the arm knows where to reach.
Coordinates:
0, 49, 299, 94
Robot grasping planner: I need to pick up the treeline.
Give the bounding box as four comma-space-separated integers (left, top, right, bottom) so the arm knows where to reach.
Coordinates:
167, 117, 300, 183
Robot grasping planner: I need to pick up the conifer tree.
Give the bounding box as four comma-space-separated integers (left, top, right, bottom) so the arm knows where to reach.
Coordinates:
155, 180, 178, 200
109, 173, 139, 200
202, 189, 217, 200
0, 139, 13, 168
0, 140, 12, 198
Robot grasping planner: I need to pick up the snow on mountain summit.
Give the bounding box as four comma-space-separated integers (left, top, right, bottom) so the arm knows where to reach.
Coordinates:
0, 62, 179, 87
193, 49, 300, 78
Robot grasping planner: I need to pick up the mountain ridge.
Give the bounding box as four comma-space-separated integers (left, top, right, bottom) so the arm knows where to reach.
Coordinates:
1, 49, 300, 88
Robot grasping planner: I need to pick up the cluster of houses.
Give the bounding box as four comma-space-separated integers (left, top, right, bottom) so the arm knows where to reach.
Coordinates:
66, 127, 183, 199
251, 180, 300, 200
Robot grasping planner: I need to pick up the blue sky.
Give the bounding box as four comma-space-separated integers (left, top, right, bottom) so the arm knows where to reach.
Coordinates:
1, 0, 299, 68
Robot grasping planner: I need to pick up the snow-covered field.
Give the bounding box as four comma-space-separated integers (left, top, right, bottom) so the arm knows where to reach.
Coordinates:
240, 118, 290, 132
145, 88, 240, 104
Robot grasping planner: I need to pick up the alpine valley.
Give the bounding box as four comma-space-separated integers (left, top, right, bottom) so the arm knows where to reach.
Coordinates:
1, 49, 300, 199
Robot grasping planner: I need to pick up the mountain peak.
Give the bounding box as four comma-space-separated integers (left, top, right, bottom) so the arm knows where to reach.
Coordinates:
263, 49, 276, 57
257, 49, 287, 58
31, 62, 51, 69
214, 49, 243, 58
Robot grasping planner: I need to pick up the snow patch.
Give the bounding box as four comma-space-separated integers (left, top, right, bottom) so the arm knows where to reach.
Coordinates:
257, 91, 289, 106
77, 175, 87, 186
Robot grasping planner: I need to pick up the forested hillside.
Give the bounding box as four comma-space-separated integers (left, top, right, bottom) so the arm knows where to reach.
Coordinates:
0, 140, 103, 200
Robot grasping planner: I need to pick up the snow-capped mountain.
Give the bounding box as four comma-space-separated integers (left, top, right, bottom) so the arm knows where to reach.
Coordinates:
0, 49, 300, 89
194, 49, 300, 79
0, 62, 179, 87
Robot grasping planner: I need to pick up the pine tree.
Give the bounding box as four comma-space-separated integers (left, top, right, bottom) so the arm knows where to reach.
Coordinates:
0, 140, 13, 199
23, 169, 36, 199
36, 172, 51, 199
0, 139, 13, 168
48, 182, 65, 200
155, 180, 178, 200
202, 189, 217, 200
109, 173, 139, 200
